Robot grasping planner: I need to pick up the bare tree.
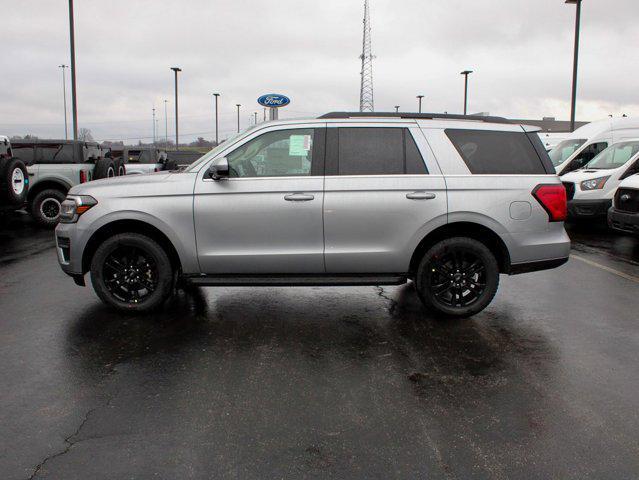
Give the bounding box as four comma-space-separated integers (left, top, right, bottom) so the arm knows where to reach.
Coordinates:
78, 128, 94, 141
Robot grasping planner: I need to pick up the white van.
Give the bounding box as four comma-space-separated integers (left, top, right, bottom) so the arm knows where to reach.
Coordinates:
549, 117, 639, 176
560, 139, 639, 219
538, 132, 571, 151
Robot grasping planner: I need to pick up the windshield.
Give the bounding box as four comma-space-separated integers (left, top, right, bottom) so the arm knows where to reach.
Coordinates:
186, 127, 258, 172
548, 139, 586, 167
584, 141, 639, 170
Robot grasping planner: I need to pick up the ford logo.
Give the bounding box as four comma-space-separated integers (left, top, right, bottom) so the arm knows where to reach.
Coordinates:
620, 194, 631, 202
257, 94, 290, 108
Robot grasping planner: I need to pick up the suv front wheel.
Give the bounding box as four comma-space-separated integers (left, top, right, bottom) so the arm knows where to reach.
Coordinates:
90, 233, 174, 313
415, 237, 499, 318
31, 189, 66, 227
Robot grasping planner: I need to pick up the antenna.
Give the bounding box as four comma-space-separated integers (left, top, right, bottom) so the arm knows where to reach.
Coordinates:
359, 0, 374, 112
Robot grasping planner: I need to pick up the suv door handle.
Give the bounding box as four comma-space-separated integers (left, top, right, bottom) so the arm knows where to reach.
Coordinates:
406, 191, 436, 200
284, 193, 315, 202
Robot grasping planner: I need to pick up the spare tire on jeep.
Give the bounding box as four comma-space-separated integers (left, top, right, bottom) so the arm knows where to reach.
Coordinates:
0, 157, 29, 207
93, 158, 116, 180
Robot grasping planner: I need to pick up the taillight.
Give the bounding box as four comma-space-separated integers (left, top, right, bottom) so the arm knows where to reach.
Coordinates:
79, 170, 87, 183
532, 184, 567, 222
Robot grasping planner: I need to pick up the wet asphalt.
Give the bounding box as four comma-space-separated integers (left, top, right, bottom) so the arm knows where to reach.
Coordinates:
1, 212, 638, 479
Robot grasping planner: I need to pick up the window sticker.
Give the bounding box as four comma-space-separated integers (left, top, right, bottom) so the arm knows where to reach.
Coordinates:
289, 135, 312, 156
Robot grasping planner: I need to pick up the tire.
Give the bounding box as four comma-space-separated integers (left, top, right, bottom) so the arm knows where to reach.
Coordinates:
415, 237, 499, 318
114, 158, 126, 176
163, 159, 178, 171
0, 158, 29, 206
30, 188, 66, 228
90, 233, 174, 313
93, 158, 116, 180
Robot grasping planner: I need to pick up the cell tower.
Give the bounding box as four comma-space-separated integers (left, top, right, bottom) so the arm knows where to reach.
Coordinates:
359, 0, 374, 112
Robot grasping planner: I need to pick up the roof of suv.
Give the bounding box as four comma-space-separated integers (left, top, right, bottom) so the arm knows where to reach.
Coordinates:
318, 111, 512, 124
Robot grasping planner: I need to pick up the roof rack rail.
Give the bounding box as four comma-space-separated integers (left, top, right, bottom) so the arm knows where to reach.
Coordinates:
318, 111, 512, 124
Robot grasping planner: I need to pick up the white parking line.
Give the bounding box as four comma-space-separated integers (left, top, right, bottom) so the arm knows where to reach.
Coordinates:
571, 254, 639, 284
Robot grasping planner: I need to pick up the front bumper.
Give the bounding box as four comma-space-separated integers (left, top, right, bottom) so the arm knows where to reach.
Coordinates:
608, 207, 639, 234
567, 199, 612, 219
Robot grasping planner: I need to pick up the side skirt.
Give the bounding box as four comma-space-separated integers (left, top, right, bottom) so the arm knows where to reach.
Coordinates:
183, 274, 408, 287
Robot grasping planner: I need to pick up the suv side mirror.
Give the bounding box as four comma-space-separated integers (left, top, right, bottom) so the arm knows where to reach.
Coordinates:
208, 157, 229, 180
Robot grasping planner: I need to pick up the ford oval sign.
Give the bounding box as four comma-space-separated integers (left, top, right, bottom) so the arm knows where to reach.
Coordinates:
257, 94, 290, 108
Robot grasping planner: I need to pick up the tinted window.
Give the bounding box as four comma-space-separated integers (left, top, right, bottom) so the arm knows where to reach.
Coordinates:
228, 128, 315, 178
12, 144, 35, 163
405, 130, 428, 174
37, 145, 63, 163
445, 129, 547, 174
548, 139, 585, 167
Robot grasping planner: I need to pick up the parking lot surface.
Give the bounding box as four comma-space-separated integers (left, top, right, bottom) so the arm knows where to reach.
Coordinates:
1, 214, 638, 479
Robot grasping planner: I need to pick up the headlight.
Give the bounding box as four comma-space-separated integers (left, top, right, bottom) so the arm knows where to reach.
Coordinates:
580, 176, 610, 191
59, 195, 97, 223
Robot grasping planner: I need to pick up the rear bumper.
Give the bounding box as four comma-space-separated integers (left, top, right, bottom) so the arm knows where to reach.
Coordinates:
608, 207, 639, 234
509, 256, 569, 275
567, 199, 612, 219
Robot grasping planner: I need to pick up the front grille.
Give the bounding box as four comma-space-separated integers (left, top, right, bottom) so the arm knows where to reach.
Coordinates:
615, 188, 639, 213
563, 182, 575, 201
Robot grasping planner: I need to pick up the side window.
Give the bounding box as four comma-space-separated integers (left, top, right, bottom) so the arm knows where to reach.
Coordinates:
12, 145, 35, 164
335, 128, 428, 175
568, 142, 608, 171
445, 129, 547, 175
227, 128, 315, 178
37, 145, 63, 164
405, 130, 428, 174
57, 144, 76, 163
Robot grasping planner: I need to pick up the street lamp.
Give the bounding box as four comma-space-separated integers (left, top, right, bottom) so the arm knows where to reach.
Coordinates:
565, 0, 582, 132
170, 67, 181, 150
58, 65, 68, 140
67, 0, 78, 142
460, 70, 473, 115
236, 104, 241, 132
416, 95, 424, 113
394, 105, 400, 113
212, 93, 220, 145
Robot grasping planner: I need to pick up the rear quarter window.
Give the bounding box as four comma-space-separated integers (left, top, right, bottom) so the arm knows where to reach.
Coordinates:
445, 129, 551, 175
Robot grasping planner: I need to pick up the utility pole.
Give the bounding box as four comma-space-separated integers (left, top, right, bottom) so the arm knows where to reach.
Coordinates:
212, 93, 220, 145
170, 67, 181, 150
460, 70, 473, 115
152, 107, 156, 145
394, 105, 400, 113
416, 95, 424, 114
236, 104, 241, 133
566, 0, 582, 132
359, 0, 374, 112
67, 0, 78, 142
58, 65, 68, 140
163, 99, 168, 148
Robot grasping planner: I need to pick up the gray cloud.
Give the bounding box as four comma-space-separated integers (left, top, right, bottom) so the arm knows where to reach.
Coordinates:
1, 0, 637, 142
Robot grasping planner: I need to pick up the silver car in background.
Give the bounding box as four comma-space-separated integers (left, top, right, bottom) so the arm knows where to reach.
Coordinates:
55, 112, 570, 318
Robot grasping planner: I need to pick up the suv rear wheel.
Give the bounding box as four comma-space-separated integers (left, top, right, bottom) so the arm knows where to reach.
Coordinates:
90, 233, 174, 313
31, 188, 66, 227
415, 237, 499, 318
93, 158, 116, 179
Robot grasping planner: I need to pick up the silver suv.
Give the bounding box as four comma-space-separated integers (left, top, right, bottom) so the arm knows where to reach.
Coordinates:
55, 113, 570, 318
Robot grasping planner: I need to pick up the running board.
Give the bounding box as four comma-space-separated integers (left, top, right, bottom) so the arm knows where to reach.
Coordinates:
184, 274, 408, 287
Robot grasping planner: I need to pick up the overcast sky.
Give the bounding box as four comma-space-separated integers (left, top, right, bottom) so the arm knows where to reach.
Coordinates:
2, 0, 638, 143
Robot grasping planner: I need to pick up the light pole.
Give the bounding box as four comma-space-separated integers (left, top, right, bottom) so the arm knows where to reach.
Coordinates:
416, 95, 424, 113
236, 104, 241, 133
460, 70, 473, 115
58, 65, 68, 139
212, 93, 220, 145
163, 99, 168, 148
566, 0, 582, 132
394, 105, 400, 113
67, 0, 78, 142
170, 67, 181, 150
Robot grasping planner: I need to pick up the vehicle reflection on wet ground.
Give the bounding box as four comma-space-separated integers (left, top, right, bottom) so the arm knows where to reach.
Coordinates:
1, 214, 638, 479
